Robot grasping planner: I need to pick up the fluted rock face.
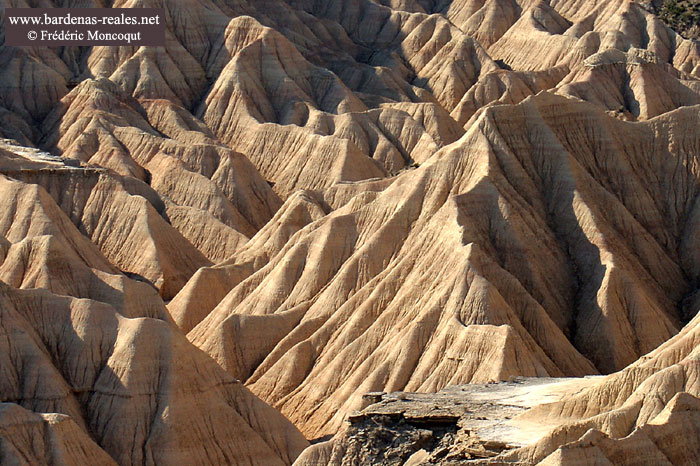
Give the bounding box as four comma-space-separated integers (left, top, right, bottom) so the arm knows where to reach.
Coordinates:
1, 163, 212, 300
0, 163, 308, 464
0, 282, 308, 465
0, 403, 118, 466
557, 48, 700, 120
534, 395, 700, 466
3, 0, 700, 464
475, 298, 700, 465
185, 92, 700, 438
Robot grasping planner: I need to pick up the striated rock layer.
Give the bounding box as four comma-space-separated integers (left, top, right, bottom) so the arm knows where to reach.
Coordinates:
2, 0, 700, 464
0, 155, 309, 464
184, 92, 700, 439
0, 281, 309, 465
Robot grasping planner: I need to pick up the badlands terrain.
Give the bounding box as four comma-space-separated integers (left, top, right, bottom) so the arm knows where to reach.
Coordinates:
2, 0, 700, 464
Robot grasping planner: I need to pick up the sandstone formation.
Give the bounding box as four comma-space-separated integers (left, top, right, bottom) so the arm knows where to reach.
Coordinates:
184, 91, 700, 439
3, 0, 700, 464
0, 149, 309, 464
0, 403, 118, 466
0, 280, 308, 465
292, 377, 602, 465
488, 297, 700, 465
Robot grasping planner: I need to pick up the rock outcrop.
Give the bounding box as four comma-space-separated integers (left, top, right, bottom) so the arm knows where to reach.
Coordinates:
0, 281, 309, 465
185, 92, 700, 439
0, 149, 308, 465
292, 377, 601, 466
2, 0, 700, 464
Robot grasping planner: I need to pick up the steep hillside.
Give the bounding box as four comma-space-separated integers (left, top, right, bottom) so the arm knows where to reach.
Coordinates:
2, 0, 700, 464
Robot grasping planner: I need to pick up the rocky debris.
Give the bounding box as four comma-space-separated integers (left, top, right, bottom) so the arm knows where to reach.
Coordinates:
294, 377, 601, 465
343, 391, 515, 464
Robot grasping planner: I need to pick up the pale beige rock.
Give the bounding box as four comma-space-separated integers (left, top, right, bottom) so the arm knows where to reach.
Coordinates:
0, 281, 309, 465
0, 403, 117, 466
451, 66, 569, 126
0, 172, 114, 272
480, 283, 700, 465
496, 368, 700, 464
380, 101, 465, 147
0, 235, 9, 263
163, 202, 249, 263
42, 79, 281, 232
0, 46, 70, 131
535, 395, 700, 466
169, 190, 327, 333
34, 79, 284, 294
184, 93, 700, 439
557, 49, 700, 120
2, 165, 212, 300
0, 234, 169, 320
3, 1, 700, 464
196, 15, 472, 195
108, 39, 208, 109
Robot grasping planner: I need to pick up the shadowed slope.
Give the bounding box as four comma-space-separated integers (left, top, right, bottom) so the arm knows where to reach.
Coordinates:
0, 281, 309, 465
179, 92, 700, 438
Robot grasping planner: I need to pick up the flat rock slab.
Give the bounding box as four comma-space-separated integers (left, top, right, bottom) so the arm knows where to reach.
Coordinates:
352, 376, 603, 448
